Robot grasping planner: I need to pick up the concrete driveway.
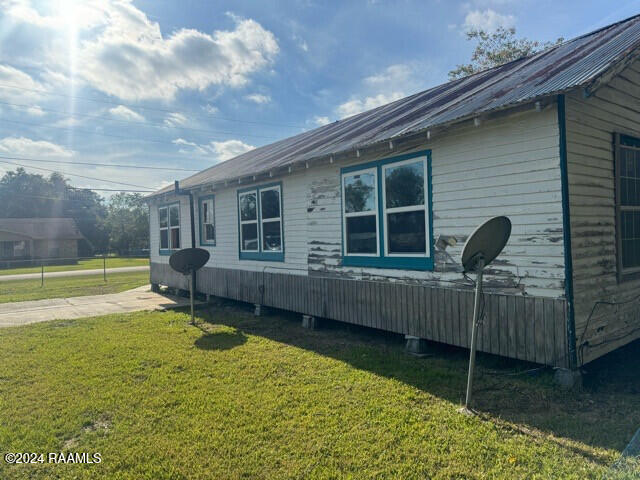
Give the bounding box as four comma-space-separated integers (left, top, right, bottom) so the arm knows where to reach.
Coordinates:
0, 265, 149, 282
0, 285, 201, 327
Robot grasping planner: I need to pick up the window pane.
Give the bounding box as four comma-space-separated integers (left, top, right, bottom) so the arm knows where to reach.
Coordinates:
13, 241, 27, 257
262, 220, 281, 251
159, 207, 168, 228
241, 223, 258, 251
169, 205, 179, 227
346, 215, 377, 254
385, 160, 424, 209
205, 224, 215, 242
240, 193, 257, 221
344, 173, 376, 213
160, 229, 169, 249
261, 189, 280, 219
387, 210, 426, 254
202, 201, 209, 224
170, 227, 180, 249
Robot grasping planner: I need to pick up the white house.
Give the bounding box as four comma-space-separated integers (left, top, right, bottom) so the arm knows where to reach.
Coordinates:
147, 15, 640, 371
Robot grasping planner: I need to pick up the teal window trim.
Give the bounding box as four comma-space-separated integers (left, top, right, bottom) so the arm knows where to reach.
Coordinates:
158, 201, 181, 256
340, 150, 434, 271
237, 181, 285, 262
198, 194, 216, 247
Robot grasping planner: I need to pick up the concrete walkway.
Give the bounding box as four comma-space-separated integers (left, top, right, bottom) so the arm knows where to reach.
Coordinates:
0, 265, 149, 282
0, 285, 200, 327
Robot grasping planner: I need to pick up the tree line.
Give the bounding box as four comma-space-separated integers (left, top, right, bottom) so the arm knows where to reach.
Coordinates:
0, 168, 149, 256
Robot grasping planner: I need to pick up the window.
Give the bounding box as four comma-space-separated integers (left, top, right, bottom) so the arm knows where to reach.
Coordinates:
341, 151, 433, 270
199, 195, 216, 246
159, 203, 180, 254
238, 183, 284, 261
615, 133, 640, 281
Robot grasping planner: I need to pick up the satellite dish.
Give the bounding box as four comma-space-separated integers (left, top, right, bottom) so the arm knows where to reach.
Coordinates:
169, 248, 210, 275
461, 216, 511, 273
459, 216, 511, 415
169, 248, 210, 324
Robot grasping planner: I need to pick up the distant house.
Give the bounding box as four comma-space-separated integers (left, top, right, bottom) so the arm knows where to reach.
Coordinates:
147, 15, 640, 371
0, 218, 85, 261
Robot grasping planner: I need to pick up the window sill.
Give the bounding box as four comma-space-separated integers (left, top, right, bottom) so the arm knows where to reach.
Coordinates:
239, 251, 284, 262
159, 249, 179, 256
342, 255, 433, 271
200, 242, 216, 247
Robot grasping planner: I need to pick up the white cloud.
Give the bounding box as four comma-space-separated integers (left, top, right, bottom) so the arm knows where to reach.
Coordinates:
164, 112, 187, 127
109, 105, 145, 122
4, 1, 279, 101
203, 104, 218, 114
463, 9, 515, 31
0, 136, 73, 157
364, 64, 413, 87
26, 105, 45, 116
172, 138, 254, 161
313, 116, 330, 126
337, 92, 404, 118
209, 140, 254, 161
0, 64, 42, 102
245, 93, 271, 104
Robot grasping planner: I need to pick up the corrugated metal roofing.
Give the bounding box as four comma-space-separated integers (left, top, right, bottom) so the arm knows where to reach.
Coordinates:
152, 14, 640, 196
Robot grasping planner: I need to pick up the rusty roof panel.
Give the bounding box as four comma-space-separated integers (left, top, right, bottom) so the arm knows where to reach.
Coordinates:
152, 14, 640, 196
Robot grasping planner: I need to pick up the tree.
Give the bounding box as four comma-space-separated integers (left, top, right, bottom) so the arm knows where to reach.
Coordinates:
449, 27, 564, 80
0, 168, 108, 254
104, 193, 149, 255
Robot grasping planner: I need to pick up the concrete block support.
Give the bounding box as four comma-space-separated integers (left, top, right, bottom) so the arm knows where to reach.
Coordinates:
553, 368, 583, 390
150, 283, 160, 293
302, 314, 319, 330
405, 335, 430, 357
254, 304, 263, 317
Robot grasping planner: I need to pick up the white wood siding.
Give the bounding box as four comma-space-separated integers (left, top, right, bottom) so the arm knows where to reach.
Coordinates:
566, 58, 640, 364
151, 106, 565, 298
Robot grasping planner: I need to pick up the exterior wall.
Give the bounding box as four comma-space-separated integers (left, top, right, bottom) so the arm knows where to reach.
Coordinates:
565, 59, 640, 365
31, 239, 78, 259
149, 105, 570, 367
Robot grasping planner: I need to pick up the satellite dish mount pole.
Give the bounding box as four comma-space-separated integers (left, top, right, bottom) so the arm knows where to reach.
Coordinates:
464, 255, 484, 412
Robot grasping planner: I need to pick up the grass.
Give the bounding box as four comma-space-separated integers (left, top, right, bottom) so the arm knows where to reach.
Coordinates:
0, 301, 638, 479
0, 271, 150, 303
0, 257, 149, 276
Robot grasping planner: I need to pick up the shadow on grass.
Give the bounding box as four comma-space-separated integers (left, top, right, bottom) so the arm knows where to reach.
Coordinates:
194, 329, 247, 351
196, 300, 640, 458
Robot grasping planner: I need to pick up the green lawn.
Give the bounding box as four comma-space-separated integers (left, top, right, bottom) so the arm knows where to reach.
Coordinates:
0, 271, 149, 303
0, 257, 149, 276
0, 303, 638, 479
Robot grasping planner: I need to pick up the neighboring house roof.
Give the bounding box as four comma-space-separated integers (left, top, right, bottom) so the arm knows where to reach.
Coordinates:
151, 14, 640, 197
0, 218, 85, 240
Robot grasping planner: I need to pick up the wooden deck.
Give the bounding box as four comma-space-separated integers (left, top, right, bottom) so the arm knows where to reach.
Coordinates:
152, 262, 569, 368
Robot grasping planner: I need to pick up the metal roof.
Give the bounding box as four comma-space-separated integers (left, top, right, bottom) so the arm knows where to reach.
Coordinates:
0, 218, 85, 240
152, 14, 640, 196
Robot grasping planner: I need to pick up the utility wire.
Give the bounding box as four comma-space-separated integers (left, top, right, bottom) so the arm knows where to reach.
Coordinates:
0, 99, 284, 139
0, 159, 154, 190
0, 154, 199, 172
0, 83, 307, 129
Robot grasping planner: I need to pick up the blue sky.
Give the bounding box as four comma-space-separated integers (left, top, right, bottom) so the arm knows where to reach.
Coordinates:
0, 0, 638, 194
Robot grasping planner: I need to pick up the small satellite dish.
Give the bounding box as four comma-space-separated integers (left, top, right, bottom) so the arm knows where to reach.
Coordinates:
459, 216, 511, 415
169, 248, 210, 324
169, 248, 210, 275
461, 216, 511, 273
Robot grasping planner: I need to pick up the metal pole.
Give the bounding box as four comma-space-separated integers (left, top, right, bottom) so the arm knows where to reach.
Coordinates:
464, 258, 484, 411
189, 271, 195, 325
103, 255, 107, 283
41, 262, 44, 288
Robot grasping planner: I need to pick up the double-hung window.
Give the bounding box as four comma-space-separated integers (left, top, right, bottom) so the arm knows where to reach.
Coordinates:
159, 203, 180, 254
238, 183, 284, 261
341, 151, 433, 270
615, 133, 640, 281
199, 195, 216, 246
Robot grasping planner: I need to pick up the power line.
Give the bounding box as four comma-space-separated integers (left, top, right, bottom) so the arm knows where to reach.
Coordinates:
0, 154, 199, 172
0, 99, 284, 139
0, 159, 154, 190
0, 83, 307, 129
